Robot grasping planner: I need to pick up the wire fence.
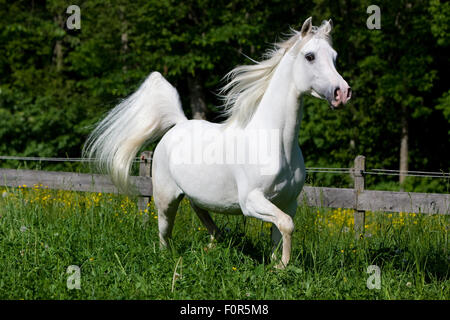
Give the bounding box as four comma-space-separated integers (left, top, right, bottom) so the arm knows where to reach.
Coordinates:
0, 156, 144, 163
0, 155, 449, 179
305, 167, 449, 179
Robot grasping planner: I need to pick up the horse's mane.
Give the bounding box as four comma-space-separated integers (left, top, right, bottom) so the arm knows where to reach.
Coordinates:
219, 23, 331, 127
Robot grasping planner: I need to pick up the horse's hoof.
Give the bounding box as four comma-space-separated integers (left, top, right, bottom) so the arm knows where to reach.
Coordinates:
207, 242, 217, 249
274, 262, 287, 270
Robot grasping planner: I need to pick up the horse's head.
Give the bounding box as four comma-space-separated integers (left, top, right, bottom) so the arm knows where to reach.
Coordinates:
291, 17, 351, 108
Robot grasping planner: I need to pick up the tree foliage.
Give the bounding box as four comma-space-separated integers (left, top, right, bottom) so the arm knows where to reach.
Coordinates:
0, 0, 448, 191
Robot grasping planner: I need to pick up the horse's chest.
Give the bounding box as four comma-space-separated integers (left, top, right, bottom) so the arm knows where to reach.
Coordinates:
263, 165, 305, 206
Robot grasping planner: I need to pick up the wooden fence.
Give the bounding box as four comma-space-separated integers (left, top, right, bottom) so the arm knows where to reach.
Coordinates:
1, 153, 448, 236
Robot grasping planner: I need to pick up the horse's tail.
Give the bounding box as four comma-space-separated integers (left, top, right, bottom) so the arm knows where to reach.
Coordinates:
83, 72, 187, 191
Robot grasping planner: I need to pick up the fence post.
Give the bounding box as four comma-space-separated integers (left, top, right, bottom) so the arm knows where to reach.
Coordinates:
138, 151, 152, 211
354, 155, 366, 238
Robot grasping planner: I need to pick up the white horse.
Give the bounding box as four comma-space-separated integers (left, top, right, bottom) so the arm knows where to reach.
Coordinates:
84, 17, 351, 269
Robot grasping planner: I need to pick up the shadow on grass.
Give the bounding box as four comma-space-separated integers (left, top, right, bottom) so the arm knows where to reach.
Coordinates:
365, 246, 449, 281
174, 224, 274, 265
221, 230, 272, 264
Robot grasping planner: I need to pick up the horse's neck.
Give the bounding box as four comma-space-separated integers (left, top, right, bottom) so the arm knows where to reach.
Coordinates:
246, 54, 303, 161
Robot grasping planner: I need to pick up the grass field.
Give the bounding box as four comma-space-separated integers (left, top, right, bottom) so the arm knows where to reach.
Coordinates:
0, 185, 448, 299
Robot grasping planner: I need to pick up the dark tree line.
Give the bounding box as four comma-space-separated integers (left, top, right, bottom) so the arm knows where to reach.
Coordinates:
0, 0, 448, 192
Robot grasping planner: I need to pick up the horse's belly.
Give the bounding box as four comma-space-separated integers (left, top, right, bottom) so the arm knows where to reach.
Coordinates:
170, 162, 242, 214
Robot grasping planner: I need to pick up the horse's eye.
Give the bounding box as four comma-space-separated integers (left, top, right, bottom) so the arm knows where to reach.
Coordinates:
305, 53, 315, 62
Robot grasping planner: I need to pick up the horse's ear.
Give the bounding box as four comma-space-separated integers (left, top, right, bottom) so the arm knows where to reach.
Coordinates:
322, 19, 333, 35
301, 17, 313, 37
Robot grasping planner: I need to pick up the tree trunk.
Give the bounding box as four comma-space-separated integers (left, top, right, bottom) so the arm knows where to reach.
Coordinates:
119, 6, 128, 72
399, 105, 409, 185
53, 14, 64, 72
187, 76, 207, 120
54, 41, 63, 72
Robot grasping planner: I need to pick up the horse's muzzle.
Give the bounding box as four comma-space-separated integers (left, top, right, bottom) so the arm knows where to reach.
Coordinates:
330, 86, 352, 107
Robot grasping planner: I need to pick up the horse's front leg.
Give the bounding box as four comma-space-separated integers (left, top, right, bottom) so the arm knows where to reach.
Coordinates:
271, 201, 297, 263
242, 189, 295, 269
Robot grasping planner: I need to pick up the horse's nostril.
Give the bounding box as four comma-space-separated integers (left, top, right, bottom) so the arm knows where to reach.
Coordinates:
347, 87, 352, 99
334, 87, 340, 100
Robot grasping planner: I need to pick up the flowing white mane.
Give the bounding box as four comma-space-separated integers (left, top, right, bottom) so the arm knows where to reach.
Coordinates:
219, 24, 331, 127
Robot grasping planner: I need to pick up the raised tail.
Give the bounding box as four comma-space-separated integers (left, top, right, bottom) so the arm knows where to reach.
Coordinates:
83, 72, 187, 191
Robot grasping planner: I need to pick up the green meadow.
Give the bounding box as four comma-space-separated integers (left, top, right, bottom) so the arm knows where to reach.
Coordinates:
0, 185, 448, 299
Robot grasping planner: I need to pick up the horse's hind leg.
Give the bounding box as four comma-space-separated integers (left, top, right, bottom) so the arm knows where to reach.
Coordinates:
154, 186, 184, 248
190, 200, 221, 245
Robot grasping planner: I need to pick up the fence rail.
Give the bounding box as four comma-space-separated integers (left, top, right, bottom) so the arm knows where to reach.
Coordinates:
1, 153, 449, 237
299, 187, 449, 215
0, 168, 153, 196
